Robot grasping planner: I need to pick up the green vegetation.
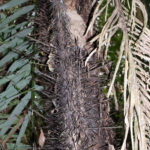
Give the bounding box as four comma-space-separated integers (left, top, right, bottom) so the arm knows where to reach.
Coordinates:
0, 0, 44, 149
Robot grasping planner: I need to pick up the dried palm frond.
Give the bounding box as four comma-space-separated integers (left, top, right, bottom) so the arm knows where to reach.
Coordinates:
86, 0, 150, 149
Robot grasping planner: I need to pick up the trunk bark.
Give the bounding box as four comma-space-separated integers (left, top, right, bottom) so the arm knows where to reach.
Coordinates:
36, 0, 115, 149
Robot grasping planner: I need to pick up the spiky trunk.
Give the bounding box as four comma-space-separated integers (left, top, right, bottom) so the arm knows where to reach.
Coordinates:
36, 0, 115, 149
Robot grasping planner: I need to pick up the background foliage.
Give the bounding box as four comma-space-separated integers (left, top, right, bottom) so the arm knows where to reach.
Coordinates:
0, 0, 44, 149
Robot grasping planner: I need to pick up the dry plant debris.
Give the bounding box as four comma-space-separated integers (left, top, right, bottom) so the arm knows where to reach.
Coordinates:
85, 0, 150, 149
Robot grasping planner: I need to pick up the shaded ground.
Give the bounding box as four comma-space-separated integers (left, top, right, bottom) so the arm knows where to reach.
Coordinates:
35, 0, 115, 149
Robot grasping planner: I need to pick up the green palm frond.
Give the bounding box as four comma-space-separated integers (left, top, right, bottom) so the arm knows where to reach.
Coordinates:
86, 0, 150, 149
0, 0, 43, 149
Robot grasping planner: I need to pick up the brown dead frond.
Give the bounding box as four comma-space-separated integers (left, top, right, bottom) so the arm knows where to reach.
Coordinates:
86, 0, 150, 149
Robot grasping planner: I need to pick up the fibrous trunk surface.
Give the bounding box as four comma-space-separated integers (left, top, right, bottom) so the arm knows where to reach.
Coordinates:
36, 0, 114, 149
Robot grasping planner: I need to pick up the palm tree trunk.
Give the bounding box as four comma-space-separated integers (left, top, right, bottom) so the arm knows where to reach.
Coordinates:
37, 0, 115, 149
